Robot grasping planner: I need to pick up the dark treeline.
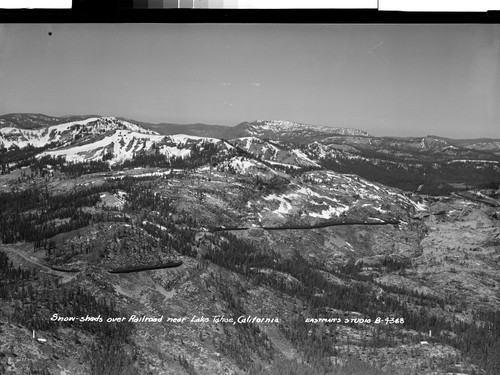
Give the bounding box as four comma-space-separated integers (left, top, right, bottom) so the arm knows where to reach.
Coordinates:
0, 177, 170, 249
30, 154, 66, 171
61, 160, 110, 176
320, 156, 500, 196
0, 178, 126, 214
374, 282, 446, 310
2, 140, 231, 179
248, 357, 390, 375
202, 231, 500, 374
210, 277, 275, 370
120, 141, 225, 171
0, 250, 138, 374
0, 180, 129, 246
119, 180, 200, 259
0, 144, 55, 173
280, 317, 339, 365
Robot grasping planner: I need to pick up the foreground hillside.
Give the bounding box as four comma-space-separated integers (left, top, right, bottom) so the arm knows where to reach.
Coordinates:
1, 159, 500, 374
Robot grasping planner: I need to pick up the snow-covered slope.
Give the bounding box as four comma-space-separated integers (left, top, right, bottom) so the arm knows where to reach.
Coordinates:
0, 117, 158, 150
215, 156, 279, 179
216, 167, 426, 226
39, 131, 230, 166
230, 137, 320, 168
0, 115, 239, 166
40, 130, 165, 164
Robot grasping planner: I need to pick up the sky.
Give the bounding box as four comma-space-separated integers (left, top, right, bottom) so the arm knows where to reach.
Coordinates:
0, 23, 499, 138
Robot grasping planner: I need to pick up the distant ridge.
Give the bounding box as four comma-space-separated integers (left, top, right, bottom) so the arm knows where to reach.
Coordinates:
0, 114, 371, 144
134, 121, 230, 139
0, 113, 99, 130
140, 119, 370, 142
1, 113, 499, 159
224, 120, 371, 143
434, 135, 500, 155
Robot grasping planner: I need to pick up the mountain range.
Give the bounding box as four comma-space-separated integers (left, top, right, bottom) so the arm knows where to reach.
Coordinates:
1, 113, 499, 195
1, 113, 500, 374
2, 113, 498, 156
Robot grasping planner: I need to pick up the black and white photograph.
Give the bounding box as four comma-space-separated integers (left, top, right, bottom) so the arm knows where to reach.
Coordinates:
0, 22, 500, 374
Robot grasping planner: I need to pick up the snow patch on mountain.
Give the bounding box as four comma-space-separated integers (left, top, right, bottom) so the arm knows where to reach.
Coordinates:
263, 193, 299, 216
295, 186, 339, 202
217, 156, 278, 177
290, 149, 320, 167
230, 136, 320, 168
0, 116, 158, 150
165, 134, 220, 146
39, 130, 166, 164
309, 204, 349, 218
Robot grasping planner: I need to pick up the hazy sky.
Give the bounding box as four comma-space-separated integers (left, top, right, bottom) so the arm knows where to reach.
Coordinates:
0, 23, 499, 138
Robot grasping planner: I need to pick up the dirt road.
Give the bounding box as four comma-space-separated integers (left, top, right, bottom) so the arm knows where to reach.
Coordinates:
2, 244, 76, 283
